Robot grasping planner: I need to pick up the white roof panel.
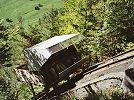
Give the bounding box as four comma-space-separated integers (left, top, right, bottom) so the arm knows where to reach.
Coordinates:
28, 34, 78, 50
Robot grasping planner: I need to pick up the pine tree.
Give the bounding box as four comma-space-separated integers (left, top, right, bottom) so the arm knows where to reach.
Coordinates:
0, 21, 12, 68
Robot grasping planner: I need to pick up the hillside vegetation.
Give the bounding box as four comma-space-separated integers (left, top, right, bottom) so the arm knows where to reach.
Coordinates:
0, 0, 134, 100
0, 0, 63, 27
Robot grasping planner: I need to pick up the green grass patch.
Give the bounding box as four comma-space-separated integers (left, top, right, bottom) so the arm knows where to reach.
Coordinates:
0, 0, 63, 28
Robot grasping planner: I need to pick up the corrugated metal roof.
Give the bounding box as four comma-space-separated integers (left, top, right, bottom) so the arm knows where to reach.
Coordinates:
24, 34, 84, 71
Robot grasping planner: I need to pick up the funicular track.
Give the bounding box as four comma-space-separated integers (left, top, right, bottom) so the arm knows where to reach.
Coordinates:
32, 49, 134, 100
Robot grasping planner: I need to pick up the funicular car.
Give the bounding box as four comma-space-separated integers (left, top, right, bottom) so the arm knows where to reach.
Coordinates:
15, 33, 85, 97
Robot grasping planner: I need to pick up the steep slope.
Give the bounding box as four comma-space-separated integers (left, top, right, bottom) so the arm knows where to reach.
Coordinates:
0, 0, 63, 27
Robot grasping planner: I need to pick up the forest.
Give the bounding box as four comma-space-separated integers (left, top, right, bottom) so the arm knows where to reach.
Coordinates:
0, 0, 134, 99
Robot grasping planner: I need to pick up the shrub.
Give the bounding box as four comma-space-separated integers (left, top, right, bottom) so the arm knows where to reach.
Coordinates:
35, 6, 40, 10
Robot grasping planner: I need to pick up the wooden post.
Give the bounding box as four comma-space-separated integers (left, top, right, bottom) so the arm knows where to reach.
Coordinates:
29, 83, 36, 97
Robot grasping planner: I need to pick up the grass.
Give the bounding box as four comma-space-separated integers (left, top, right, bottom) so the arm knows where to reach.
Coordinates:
84, 87, 134, 100
0, 0, 63, 27
50, 86, 134, 100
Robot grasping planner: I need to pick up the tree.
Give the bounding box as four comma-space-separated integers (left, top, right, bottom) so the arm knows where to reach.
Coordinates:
60, 0, 103, 62
93, 0, 134, 56
0, 21, 12, 68
0, 20, 19, 100
19, 8, 63, 47
61, 0, 134, 61
40, 8, 63, 38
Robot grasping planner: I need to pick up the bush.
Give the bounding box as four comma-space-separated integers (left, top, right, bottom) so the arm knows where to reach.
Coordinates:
84, 87, 134, 100
35, 6, 40, 10
6, 18, 13, 23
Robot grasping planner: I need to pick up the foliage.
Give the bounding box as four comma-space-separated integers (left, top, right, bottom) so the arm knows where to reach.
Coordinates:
94, 0, 134, 56
0, 0, 134, 99
20, 8, 63, 47
0, 77, 18, 100
0, 22, 18, 100
50, 87, 134, 100
0, 23, 12, 68
84, 87, 134, 100
0, 21, 31, 100
40, 8, 63, 38
61, 0, 134, 62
